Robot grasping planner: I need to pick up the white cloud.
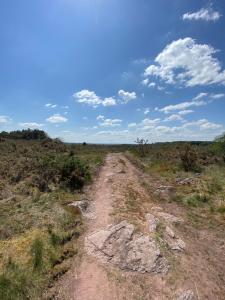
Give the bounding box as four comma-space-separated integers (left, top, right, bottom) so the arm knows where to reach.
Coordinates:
99, 118, 122, 127
178, 110, 194, 115
157, 99, 206, 114
118, 90, 137, 103
210, 93, 225, 99
194, 93, 208, 100
19, 122, 44, 129
102, 97, 117, 106
183, 7, 221, 22
144, 108, 150, 115
46, 114, 68, 123
0, 115, 11, 124
74, 89, 136, 107
73, 90, 102, 107
96, 115, 104, 120
128, 123, 137, 128
149, 82, 156, 88
183, 119, 223, 131
164, 114, 183, 122
144, 38, 225, 87
140, 118, 161, 130
141, 79, 156, 88
142, 79, 149, 86
45, 103, 57, 108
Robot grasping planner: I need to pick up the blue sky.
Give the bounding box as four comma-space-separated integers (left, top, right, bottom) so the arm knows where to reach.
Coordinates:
0, 0, 225, 143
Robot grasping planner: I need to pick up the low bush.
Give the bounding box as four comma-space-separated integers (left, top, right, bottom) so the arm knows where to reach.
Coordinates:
184, 193, 210, 207
180, 144, 199, 172
61, 156, 91, 190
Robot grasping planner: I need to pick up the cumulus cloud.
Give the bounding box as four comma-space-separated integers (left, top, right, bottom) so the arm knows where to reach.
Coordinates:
74, 89, 137, 107
102, 97, 117, 106
73, 90, 102, 107
142, 79, 149, 86
149, 82, 156, 88
19, 122, 44, 129
144, 38, 225, 87
164, 114, 183, 122
118, 90, 137, 103
99, 118, 122, 127
96, 115, 104, 120
183, 7, 221, 22
46, 114, 68, 123
183, 119, 223, 131
0, 115, 11, 124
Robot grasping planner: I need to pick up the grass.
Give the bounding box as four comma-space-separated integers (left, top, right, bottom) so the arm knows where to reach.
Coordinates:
1, 135, 225, 298
0, 138, 123, 298
126, 142, 225, 220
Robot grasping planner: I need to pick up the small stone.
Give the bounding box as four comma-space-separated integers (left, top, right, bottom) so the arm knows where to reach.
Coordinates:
176, 289, 195, 300
145, 213, 159, 232
166, 226, 175, 238
153, 185, 175, 200
69, 199, 95, 219
169, 238, 186, 251
176, 178, 196, 186
156, 212, 183, 225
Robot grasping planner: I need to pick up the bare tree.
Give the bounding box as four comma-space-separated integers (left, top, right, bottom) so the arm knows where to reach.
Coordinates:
134, 138, 149, 157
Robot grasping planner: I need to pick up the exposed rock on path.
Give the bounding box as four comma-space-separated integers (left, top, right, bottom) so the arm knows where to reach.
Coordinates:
86, 220, 168, 274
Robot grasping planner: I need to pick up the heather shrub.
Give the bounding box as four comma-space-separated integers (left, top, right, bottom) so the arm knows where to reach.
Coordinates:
180, 144, 199, 172
61, 157, 91, 190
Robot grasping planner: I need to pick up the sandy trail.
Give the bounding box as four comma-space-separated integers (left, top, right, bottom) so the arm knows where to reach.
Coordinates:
67, 153, 144, 300
56, 153, 225, 300
74, 154, 121, 300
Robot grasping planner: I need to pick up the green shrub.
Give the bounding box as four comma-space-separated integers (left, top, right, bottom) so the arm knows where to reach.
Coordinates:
30, 238, 44, 271
217, 206, 225, 213
180, 144, 199, 172
185, 193, 209, 207
50, 231, 61, 247
0, 261, 33, 300
61, 157, 91, 190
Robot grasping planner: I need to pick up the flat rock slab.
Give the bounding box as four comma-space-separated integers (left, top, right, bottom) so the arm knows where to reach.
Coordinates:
86, 221, 168, 274
155, 211, 183, 225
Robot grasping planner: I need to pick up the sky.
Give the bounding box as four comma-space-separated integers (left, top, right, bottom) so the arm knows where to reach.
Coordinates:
0, 0, 225, 143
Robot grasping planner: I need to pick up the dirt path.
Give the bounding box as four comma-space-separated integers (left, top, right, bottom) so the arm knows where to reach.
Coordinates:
56, 153, 225, 300
58, 153, 153, 300
73, 153, 123, 300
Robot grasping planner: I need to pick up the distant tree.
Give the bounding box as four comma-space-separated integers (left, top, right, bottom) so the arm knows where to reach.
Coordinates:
82, 142, 87, 146
134, 138, 149, 157
0, 129, 48, 140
